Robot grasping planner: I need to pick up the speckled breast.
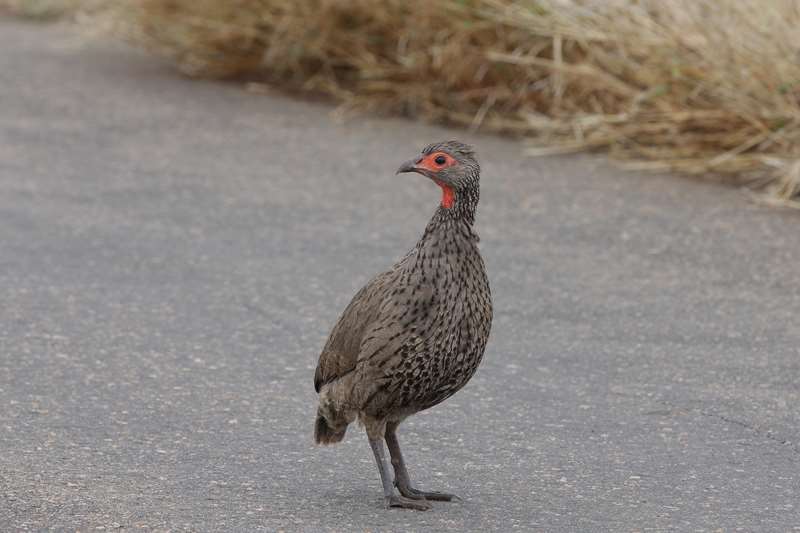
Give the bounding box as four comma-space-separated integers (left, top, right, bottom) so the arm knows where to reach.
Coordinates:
391, 231, 493, 413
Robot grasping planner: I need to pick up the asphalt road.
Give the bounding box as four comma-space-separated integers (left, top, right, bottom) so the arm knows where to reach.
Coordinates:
2, 19, 800, 532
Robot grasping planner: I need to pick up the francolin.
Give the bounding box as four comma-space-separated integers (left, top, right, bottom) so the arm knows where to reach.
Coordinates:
313, 141, 492, 510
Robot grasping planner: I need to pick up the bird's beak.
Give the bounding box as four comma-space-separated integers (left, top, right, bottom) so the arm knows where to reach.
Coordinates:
396, 158, 422, 175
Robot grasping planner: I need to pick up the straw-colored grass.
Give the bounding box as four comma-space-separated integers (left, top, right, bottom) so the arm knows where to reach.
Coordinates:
100, 1, 800, 203
1, 0, 90, 19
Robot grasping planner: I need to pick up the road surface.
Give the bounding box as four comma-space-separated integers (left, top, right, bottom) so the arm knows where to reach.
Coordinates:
1, 19, 799, 531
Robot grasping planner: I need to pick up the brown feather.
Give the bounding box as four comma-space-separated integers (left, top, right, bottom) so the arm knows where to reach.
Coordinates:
313, 141, 491, 444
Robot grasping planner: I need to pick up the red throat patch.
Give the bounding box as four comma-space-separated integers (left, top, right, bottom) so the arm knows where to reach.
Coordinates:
435, 180, 455, 209
414, 152, 457, 209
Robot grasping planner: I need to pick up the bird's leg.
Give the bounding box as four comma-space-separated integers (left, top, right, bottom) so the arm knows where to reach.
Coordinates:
368, 437, 431, 511
384, 422, 461, 502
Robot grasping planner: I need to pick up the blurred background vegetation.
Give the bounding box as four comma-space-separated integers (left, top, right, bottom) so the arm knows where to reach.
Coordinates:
5, 0, 800, 206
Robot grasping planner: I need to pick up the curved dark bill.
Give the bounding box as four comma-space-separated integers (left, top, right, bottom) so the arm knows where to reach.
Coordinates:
396, 159, 421, 175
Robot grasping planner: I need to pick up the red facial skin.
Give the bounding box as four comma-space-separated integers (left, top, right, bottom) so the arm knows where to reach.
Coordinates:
416, 152, 457, 209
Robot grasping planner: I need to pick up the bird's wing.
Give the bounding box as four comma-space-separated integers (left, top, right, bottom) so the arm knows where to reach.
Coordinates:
354, 280, 435, 372
314, 270, 392, 393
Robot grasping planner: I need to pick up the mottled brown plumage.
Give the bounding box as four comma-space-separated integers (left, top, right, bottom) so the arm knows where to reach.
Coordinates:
313, 141, 492, 510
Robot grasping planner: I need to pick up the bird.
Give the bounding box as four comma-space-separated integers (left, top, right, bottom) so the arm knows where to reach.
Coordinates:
313, 140, 492, 510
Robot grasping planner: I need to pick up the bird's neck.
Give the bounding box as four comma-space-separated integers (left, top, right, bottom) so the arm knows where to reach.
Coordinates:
433, 185, 479, 226
418, 192, 480, 249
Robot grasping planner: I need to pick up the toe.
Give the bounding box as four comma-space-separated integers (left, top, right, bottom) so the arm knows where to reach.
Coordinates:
396, 487, 427, 500
419, 491, 460, 502
385, 495, 432, 511
399, 486, 461, 502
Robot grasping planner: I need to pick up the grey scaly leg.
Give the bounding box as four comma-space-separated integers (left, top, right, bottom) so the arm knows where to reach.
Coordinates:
368, 437, 431, 510
384, 423, 460, 502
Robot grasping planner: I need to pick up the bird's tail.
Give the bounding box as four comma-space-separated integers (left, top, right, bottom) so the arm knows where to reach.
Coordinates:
314, 410, 347, 445
314, 388, 352, 445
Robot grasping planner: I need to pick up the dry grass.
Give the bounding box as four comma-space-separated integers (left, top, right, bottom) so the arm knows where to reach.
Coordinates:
0, 0, 92, 19
97, 1, 800, 202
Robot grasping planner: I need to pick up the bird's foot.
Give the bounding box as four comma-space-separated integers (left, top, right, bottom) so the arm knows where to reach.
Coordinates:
397, 484, 461, 502
384, 494, 432, 511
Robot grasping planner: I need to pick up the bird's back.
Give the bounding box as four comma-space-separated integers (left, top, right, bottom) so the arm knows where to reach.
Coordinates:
314, 267, 396, 394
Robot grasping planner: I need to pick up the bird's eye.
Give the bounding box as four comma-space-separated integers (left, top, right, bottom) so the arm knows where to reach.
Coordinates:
434, 155, 447, 166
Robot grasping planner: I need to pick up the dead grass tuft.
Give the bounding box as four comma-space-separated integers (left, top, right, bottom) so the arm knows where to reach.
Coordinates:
0, 0, 101, 19
102, 0, 800, 201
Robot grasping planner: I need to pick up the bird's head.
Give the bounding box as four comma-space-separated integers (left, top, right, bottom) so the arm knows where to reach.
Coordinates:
396, 140, 480, 210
